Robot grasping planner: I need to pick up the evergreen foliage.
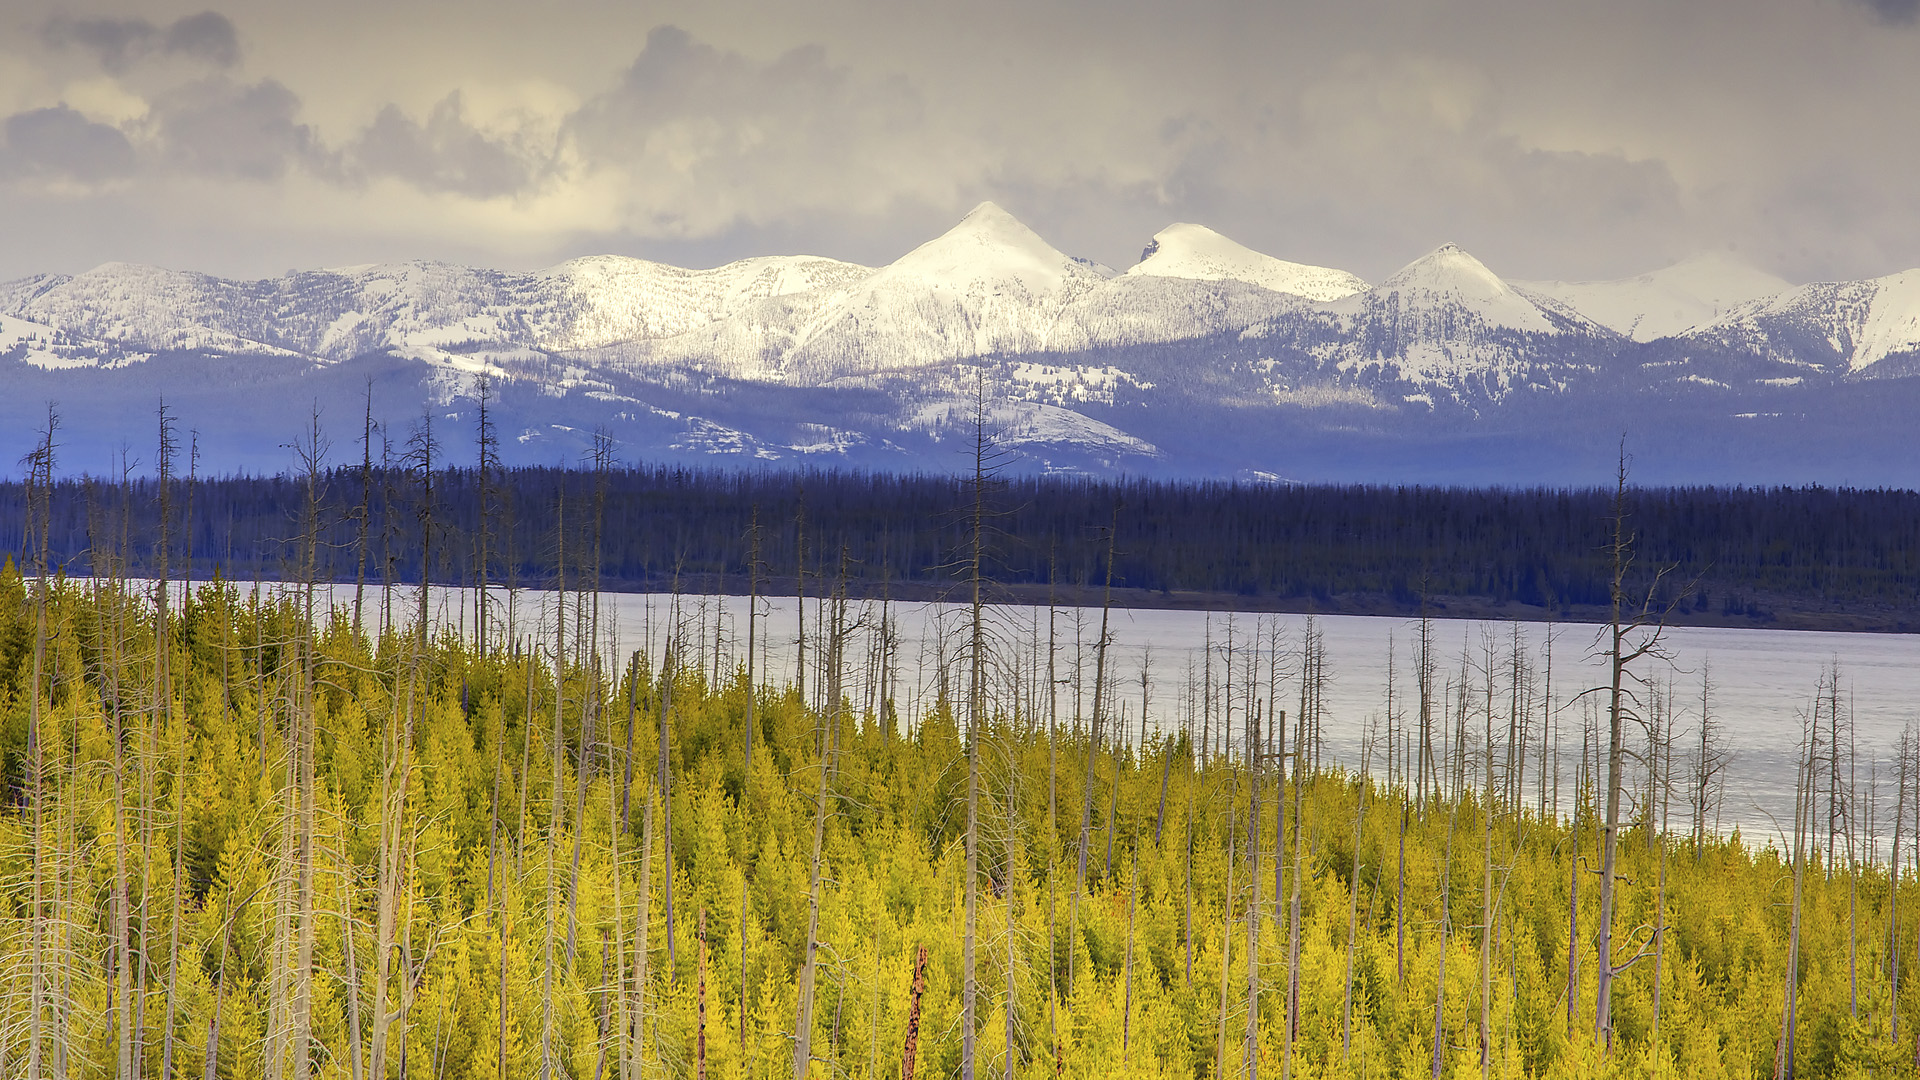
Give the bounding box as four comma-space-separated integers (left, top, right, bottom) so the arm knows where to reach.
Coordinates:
5, 467, 1920, 623
0, 569, 1908, 1078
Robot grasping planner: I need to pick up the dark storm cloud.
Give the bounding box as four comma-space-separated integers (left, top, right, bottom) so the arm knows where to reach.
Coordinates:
42, 10, 240, 71
1, 105, 136, 180
351, 93, 543, 198
149, 77, 320, 180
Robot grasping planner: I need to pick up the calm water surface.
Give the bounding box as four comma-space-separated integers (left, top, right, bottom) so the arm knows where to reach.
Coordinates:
314, 584, 1918, 851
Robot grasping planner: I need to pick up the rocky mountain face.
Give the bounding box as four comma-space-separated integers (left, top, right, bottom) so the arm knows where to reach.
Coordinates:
5, 203, 1918, 486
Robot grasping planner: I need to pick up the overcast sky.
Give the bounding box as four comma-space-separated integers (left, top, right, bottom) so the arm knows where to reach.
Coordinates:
2, 0, 1916, 285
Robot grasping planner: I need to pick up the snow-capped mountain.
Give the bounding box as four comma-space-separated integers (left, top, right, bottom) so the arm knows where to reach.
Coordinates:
4, 203, 1920, 486
604, 202, 1321, 382
1515, 253, 1792, 342
1678, 267, 1920, 375
1324, 244, 1614, 396
1127, 223, 1368, 302
4, 253, 874, 369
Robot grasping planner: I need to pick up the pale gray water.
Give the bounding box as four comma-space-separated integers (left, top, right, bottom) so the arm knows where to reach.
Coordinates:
278, 582, 1917, 854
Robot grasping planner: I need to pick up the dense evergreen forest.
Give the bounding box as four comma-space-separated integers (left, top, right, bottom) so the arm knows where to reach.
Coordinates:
4, 445, 1920, 630
0, 549, 1911, 1078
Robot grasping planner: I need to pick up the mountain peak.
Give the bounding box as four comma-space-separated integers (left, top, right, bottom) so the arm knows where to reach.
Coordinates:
1355, 244, 1559, 336
1125, 223, 1367, 301
1386, 244, 1510, 296
879, 201, 1089, 293
1514, 252, 1792, 341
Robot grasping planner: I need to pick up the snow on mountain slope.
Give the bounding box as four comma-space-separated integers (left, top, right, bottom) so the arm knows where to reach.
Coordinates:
1127, 223, 1368, 301
9, 262, 307, 357
614, 207, 1333, 381
630, 202, 1113, 380
525, 254, 872, 350
1, 252, 875, 371
1515, 253, 1792, 342
1687, 268, 1920, 373
1326, 244, 1613, 393
0, 312, 149, 369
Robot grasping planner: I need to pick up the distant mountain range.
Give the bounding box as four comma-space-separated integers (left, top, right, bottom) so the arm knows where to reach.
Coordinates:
4, 202, 1918, 486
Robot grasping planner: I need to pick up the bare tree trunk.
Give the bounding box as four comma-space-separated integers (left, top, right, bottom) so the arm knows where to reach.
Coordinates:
633, 776, 654, 1078
1433, 723, 1462, 1080
1892, 728, 1909, 1046
1777, 715, 1814, 1080
697, 909, 709, 1080
902, 946, 928, 1080
1595, 449, 1636, 1048
1215, 797, 1239, 1080
659, 589, 680, 972
1245, 698, 1262, 1080
1343, 725, 1373, 1057
963, 404, 994, 1080
742, 510, 761, 1056
1070, 506, 1120, 1001
792, 603, 838, 1080
1481, 635, 1496, 1079
23, 407, 56, 1080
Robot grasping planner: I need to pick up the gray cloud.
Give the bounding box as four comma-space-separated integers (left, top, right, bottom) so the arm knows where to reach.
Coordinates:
1862, 0, 1920, 22
43, 11, 240, 71
562, 25, 949, 235
2, 105, 137, 181
3, 0, 1919, 285
351, 93, 543, 198
162, 12, 241, 67
149, 77, 318, 180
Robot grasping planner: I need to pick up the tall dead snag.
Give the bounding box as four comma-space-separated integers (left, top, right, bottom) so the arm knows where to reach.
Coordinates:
632, 768, 656, 1077
1245, 695, 1263, 1080
1593, 445, 1682, 1048
22, 404, 57, 1080
698, 908, 709, 1080
1045, 572, 1062, 1070
370, 551, 420, 1080
1777, 708, 1815, 1080
1122, 851, 1139, 1064
792, 575, 843, 1080
285, 407, 330, 1080
473, 375, 502, 654
1892, 727, 1910, 1045
1432, 714, 1461, 1080
1343, 723, 1374, 1057
355, 378, 374, 632
963, 391, 997, 1080
1481, 630, 1502, 1077
902, 945, 929, 1080
1071, 503, 1121, 1001
1283, 708, 1306, 1080
1692, 661, 1727, 858
659, 587, 681, 971
1214, 793, 1239, 1080
742, 509, 762, 1055
541, 480, 568, 1080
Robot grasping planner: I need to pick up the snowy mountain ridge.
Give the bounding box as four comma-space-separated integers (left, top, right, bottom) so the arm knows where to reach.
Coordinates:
1515, 253, 1793, 342
7, 202, 1920, 483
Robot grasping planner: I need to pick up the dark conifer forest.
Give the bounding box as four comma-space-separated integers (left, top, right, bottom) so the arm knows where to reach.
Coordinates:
4, 465, 1918, 629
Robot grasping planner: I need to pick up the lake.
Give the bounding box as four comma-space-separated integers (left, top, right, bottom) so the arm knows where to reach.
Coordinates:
302, 582, 1920, 853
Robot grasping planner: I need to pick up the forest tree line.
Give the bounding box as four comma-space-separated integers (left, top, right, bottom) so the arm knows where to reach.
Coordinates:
3, 404, 1918, 627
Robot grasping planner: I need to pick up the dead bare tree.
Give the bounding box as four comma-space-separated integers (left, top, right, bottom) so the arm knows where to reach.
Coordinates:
1592, 445, 1687, 1048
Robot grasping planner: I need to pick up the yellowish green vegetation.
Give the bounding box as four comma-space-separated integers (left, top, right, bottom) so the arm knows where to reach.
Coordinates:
0, 568, 1908, 1079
